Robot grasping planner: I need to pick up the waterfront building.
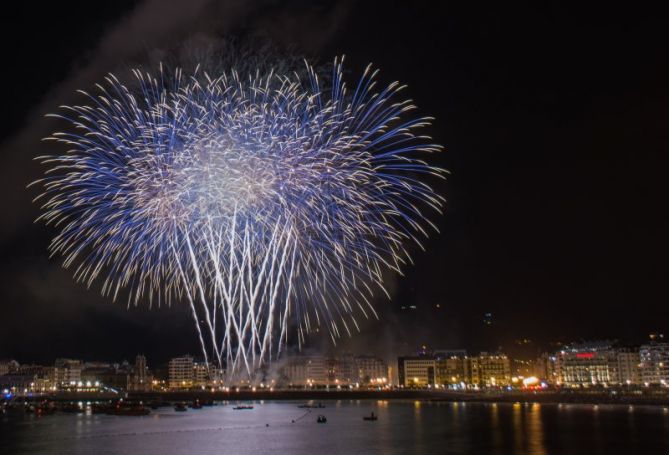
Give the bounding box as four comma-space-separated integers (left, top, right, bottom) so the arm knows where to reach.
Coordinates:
54, 359, 83, 387
434, 349, 467, 359
354, 355, 388, 384
208, 366, 225, 387
617, 349, 641, 385
0, 374, 40, 395
435, 351, 468, 386
0, 359, 19, 376
282, 357, 309, 386
18, 365, 56, 392
398, 356, 437, 387
0, 364, 56, 394
325, 356, 340, 384
128, 354, 151, 392
532, 353, 559, 383
305, 356, 327, 384
333, 355, 357, 384
640, 341, 669, 386
467, 353, 511, 387
168, 355, 194, 389
81, 365, 129, 390
556, 342, 621, 386
523, 342, 647, 387
284, 356, 328, 386
281, 354, 388, 386
193, 361, 209, 387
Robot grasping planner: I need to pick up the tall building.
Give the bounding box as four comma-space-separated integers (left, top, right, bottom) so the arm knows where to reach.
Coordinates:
640, 341, 669, 385
169, 355, 194, 389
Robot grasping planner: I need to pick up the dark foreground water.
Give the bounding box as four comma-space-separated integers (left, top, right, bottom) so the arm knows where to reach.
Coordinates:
3, 400, 669, 454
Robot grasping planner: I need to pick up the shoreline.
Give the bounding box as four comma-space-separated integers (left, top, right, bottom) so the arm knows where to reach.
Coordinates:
8, 390, 669, 407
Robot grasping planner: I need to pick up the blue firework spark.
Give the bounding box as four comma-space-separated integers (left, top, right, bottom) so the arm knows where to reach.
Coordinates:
33, 57, 445, 376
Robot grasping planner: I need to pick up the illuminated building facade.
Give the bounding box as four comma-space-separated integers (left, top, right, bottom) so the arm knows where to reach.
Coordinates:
640, 342, 669, 385
193, 362, 209, 387
435, 351, 468, 386
54, 359, 83, 386
398, 356, 437, 387
0, 359, 19, 376
617, 349, 641, 385
281, 356, 328, 386
355, 356, 388, 384
128, 354, 152, 391
467, 353, 511, 387
168, 355, 194, 389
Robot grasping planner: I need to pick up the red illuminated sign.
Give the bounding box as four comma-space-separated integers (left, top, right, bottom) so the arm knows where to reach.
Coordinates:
576, 352, 595, 359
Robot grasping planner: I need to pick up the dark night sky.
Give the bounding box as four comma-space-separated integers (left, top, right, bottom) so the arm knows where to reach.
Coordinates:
1, 1, 668, 364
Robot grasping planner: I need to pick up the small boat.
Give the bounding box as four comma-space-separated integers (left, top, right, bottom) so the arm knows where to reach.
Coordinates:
298, 403, 326, 409
190, 400, 203, 410
149, 400, 170, 410
233, 405, 254, 410
113, 405, 150, 416
61, 404, 84, 414
363, 412, 378, 421
92, 403, 112, 414
174, 402, 188, 412
316, 415, 327, 423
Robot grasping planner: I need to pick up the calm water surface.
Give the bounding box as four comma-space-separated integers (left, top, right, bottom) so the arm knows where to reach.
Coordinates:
3, 400, 669, 454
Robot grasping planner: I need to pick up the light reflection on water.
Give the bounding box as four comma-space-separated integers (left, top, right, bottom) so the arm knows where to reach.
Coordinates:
2, 400, 669, 455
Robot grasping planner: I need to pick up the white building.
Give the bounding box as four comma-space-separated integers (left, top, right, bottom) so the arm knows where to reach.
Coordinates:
640, 342, 669, 386
54, 359, 83, 386
168, 355, 194, 389
555, 342, 642, 386
398, 357, 436, 387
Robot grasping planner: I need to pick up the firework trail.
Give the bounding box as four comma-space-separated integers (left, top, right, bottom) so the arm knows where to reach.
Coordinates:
32, 57, 445, 379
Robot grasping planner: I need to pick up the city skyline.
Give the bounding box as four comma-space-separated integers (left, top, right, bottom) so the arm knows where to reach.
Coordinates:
4, 332, 669, 394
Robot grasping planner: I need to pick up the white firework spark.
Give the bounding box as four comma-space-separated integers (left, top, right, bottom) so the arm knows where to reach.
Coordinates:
32, 57, 445, 379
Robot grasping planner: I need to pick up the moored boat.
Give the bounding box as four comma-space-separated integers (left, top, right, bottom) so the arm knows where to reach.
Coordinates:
363, 412, 378, 421
233, 405, 254, 410
298, 403, 326, 409
174, 402, 188, 412
190, 400, 203, 409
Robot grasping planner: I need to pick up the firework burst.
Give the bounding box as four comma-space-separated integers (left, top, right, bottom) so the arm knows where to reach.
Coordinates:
33, 57, 445, 378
